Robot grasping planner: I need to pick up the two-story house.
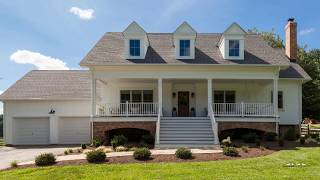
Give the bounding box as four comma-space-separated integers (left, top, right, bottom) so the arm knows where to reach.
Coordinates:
0, 18, 310, 148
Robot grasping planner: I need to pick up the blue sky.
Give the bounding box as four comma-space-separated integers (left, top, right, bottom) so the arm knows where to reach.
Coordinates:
0, 0, 319, 113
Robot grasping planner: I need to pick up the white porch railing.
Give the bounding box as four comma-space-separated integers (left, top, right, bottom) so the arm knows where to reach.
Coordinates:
96, 102, 158, 117
213, 103, 274, 117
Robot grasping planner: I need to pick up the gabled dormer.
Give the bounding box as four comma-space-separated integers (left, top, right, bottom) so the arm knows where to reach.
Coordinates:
123, 21, 149, 59
173, 22, 197, 59
219, 23, 246, 60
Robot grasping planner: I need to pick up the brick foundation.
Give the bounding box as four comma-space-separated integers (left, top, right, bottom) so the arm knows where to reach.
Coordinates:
279, 125, 300, 136
218, 122, 277, 133
93, 121, 156, 141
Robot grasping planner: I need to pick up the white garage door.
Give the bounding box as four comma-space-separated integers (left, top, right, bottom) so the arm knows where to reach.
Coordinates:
59, 117, 90, 144
14, 118, 50, 145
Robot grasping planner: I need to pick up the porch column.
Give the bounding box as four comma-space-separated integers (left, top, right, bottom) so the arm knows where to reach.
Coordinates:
273, 77, 279, 134
90, 71, 96, 141
158, 78, 163, 116
208, 79, 212, 115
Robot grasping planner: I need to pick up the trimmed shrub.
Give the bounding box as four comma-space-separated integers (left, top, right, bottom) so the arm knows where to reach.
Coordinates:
223, 147, 239, 157
284, 127, 297, 141
255, 139, 261, 147
242, 133, 259, 143
115, 146, 128, 152
240, 145, 249, 153
263, 132, 277, 141
10, 160, 18, 168
141, 134, 154, 144
81, 144, 87, 149
92, 138, 104, 147
221, 136, 232, 147
64, 150, 68, 155
111, 135, 128, 149
68, 149, 73, 153
300, 137, 305, 145
175, 148, 192, 159
310, 133, 319, 139
278, 138, 284, 147
86, 150, 106, 163
133, 147, 151, 160
77, 149, 81, 153
35, 153, 56, 166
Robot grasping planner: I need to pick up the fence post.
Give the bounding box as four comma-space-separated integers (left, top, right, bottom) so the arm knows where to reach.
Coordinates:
126, 101, 129, 117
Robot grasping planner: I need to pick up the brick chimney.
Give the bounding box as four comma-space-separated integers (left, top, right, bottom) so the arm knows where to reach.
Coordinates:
285, 18, 297, 62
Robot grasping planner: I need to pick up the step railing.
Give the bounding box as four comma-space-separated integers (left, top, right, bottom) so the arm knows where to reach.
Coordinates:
155, 106, 161, 145
213, 102, 274, 117
208, 103, 219, 144
96, 102, 158, 117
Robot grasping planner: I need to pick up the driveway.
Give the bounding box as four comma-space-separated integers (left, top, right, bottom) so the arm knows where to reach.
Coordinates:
0, 145, 77, 170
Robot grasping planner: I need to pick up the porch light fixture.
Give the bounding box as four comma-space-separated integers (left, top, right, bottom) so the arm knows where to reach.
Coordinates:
49, 109, 55, 114
191, 92, 195, 98
172, 92, 176, 98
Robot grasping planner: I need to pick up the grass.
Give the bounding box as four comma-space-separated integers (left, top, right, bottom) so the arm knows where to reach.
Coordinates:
1, 147, 320, 179
0, 137, 4, 147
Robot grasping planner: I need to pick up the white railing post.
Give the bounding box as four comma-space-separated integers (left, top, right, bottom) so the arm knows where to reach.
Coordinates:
126, 101, 129, 117
241, 102, 244, 117
208, 79, 212, 116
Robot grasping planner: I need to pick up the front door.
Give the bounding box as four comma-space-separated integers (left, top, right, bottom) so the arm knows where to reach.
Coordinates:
178, 91, 189, 117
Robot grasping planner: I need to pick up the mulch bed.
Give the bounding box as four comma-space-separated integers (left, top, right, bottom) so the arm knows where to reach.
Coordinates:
8, 148, 274, 170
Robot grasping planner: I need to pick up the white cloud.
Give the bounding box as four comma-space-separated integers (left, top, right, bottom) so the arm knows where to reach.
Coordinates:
69, 7, 94, 20
163, 0, 196, 17
299, 28, 315, 36
10, 50, 69, 70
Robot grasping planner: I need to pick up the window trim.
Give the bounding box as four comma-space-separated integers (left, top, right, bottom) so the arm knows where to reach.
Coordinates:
228, 40, 240, 57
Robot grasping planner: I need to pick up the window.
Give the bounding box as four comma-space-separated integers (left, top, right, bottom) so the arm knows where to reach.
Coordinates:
214, 91, 236, 103
229, 40, 240, 57
271, 91, 283, 109
179, 40, 190, 56
120, 90, 153, 103
129, 39, 140, 56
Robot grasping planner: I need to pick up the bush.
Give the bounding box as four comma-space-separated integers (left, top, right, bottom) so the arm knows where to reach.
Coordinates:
310, 133, 319, 139
141, 134, 154, 144
10, 160, 18, 168
111, 135, 128, 149
259, 146, 266, 151
35, 153, 56, 166
240, 145, 249, 153
255, 139, 261, 146
300, 137, 305, 145
284, 127, 297, 141
77, 149, 81, 153
92, 138, 104, 147
86, 150, 106, 163
223, 147, 239, 157
81, 144, 87, 149
278, 138, 284, 147
68, 149, 73, 153
64, 150, 68, 155
221, 136, 232, 147
115, 146, 128, 152
175, 148, 192, 159
133, 147, 151, 160
263, 132, 277, 141
242, 133, 259, 143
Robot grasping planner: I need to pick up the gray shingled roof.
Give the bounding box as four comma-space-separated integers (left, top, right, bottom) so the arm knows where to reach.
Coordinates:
280, 62, 311, 80
80, 33, 291, 66
0, 70, 92, 100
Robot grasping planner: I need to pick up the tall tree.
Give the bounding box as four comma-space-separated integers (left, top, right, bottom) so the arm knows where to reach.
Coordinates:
249, 28, 320, 119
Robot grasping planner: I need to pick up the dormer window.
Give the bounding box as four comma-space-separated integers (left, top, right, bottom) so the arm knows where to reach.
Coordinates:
179, 40, 190, 56
129, 39, 140, 57
229, 40, 240, 57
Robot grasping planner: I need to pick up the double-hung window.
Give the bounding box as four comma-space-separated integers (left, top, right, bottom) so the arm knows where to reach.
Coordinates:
129, 39, 140, 56
214, 91, 236, 103
271, 91, 283, 109
120, 90, 153, 103
179, 40, 190, 56
229, 40, 240, 57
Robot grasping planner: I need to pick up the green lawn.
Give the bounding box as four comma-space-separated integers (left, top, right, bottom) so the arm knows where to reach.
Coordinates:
1, 147, 320, 180
0, 138, 4, 147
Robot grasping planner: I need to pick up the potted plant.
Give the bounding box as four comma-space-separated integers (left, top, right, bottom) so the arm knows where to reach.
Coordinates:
172, 107, 177, 117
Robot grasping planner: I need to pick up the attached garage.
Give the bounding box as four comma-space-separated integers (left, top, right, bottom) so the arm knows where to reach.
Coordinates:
14, 118, 50, 145
58, 117, 90, 144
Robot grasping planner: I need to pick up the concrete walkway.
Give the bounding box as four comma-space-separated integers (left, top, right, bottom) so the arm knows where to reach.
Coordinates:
19, 149, 222, 167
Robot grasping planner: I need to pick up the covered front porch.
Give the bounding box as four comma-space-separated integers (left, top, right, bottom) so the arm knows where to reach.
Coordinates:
93, 78, 279, 119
